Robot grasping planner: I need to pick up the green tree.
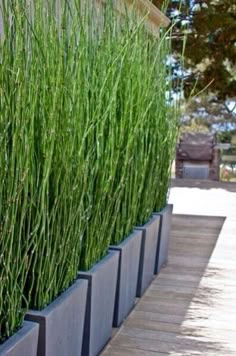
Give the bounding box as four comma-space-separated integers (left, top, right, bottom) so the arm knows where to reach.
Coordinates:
153, 0, 236, 136
156, 0, 236, 99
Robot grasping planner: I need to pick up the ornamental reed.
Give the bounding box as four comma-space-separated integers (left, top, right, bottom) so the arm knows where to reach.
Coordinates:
0, 0, 177, 342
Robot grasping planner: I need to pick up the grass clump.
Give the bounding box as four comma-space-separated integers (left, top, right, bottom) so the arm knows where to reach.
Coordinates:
0, 0, 177, 342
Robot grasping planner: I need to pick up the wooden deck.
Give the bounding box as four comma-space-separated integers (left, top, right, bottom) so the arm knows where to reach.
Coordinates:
102, 180, 236, 355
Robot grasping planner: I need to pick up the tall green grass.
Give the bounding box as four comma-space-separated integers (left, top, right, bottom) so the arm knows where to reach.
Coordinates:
0, 0, 177, 342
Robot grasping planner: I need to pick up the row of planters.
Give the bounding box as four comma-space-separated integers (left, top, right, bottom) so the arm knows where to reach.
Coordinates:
0, 1, 177, 355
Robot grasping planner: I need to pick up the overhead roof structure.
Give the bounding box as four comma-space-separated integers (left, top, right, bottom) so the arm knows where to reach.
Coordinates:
110, 0, 170, 36
128, 0, 170, 27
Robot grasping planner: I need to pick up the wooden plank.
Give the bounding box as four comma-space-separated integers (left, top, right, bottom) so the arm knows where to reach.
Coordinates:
169, 247, 217, 258
160, 265, 207, 276
147, 286, 236, 302
167, 255, 212, 268
119, 326, 236, 347
171, 215, 225, 227
110, 334, 174, 354
170, 229, 222, 238
171, 213, 226, 222
129, 310, 184, 324
102, 345, 161, 356
145, 289, 197, 301
124, 317, 236, 341
125, 316, 185, 331
129, 309, 236, 325
169, 237, 218, 247
155, 272, 209, 283
149, 283, 197, 294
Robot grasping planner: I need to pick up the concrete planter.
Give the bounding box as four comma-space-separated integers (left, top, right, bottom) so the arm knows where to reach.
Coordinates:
0, 321, 39, 356
25, 279, 88, 356
78, 250, 119, 356
154, 204, 173, 274
109, 230, 142, 327
135, 215, 160, 297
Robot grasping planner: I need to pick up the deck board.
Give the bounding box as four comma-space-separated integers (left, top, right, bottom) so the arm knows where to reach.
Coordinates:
101, 181, 236, 355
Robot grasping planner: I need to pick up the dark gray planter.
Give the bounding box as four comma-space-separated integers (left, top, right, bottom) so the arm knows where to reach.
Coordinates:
109, 230, 142, 327
25, 279, 88, 356
135, 215, 160, 297
154, 204, 173, 274
0, 321, 39, 356
78, 250, 119, 356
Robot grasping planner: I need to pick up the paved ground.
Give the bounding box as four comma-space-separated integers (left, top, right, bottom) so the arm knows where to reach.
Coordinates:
101, 179, 236, 355
170, 179, 236, 218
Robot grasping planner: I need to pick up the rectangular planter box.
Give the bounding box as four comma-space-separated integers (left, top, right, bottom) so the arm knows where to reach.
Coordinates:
109, 229, 142, 327
135, 214, 160, 297
0, 321, 39, 356
78, 250, 119, 356
25, 279, 88, 356
154, 204, 173, 274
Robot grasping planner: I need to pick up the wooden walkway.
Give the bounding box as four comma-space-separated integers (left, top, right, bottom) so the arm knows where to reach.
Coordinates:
102, 181, 236, 356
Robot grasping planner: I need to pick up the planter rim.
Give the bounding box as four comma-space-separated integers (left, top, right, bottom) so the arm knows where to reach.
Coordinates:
27, 278, 88, 317
109, 229, 142, 250
79, 250, 118, 277
153, 203, 173, 215
0, 321, 39, 354
134, 214, 158, 230
134, 214, 160, 229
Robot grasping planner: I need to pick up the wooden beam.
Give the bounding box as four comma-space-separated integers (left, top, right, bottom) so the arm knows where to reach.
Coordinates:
111, 0, 170, 37
97, 0, 170, 35
130, 0, 170, 28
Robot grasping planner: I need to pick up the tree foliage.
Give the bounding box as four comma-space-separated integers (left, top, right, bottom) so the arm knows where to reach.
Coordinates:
153, 0, 236, 137
156, 0, 236, 100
